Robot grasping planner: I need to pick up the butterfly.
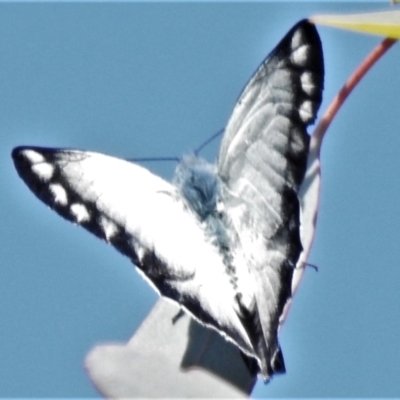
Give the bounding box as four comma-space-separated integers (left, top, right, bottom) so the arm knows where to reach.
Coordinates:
12, 19, 324, 381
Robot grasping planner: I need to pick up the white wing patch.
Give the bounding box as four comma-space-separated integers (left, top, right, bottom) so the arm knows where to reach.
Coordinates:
49, 183, 68, 206
23, 149, 45, 164
290, 28, 304, 50
70, 203, 90, 223
290, 45, 312, 67
31, 162, 54, 181
298, 100, 314, 124
300, 71, 317, 96
99, 215, 118, 242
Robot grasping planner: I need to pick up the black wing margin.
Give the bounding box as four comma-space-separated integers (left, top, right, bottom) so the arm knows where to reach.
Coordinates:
217, 20, 324, 379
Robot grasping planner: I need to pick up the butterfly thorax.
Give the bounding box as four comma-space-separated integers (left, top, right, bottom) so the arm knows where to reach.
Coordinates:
173, 155, 233, 266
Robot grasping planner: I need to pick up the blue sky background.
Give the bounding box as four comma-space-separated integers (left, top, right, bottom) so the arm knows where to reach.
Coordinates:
2, 2, 400, 397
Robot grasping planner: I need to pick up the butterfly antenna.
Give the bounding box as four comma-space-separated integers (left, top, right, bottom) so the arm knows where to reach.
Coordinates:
304, 262, 319, 272
194, 128, 225, 156
127, 128, 224, 163
128, 156, 180, 163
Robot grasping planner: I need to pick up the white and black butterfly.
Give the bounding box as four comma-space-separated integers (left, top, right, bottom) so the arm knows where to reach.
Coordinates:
12, 19, 323, 381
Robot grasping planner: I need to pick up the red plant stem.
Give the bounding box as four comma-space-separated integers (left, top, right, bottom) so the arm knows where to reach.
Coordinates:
311, 37, 397, 155
282, 37, 398, 324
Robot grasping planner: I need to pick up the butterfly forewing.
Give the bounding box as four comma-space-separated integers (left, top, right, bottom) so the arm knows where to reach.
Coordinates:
217, 20, 324, 376
12, 147, 194, 275
12, 145, 256, 356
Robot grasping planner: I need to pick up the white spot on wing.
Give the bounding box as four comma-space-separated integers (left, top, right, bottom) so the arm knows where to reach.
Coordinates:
49, 183, 68, 206
31, 163, 54, 181
99, 215, 118, 241
290, 29, 304, 50
136, 246, 145, 263
298, 100, 314, 123
23, 149, 45, 164
70, 203, 90, 223
290, 44, 311, 67
300, 72, 316, 96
